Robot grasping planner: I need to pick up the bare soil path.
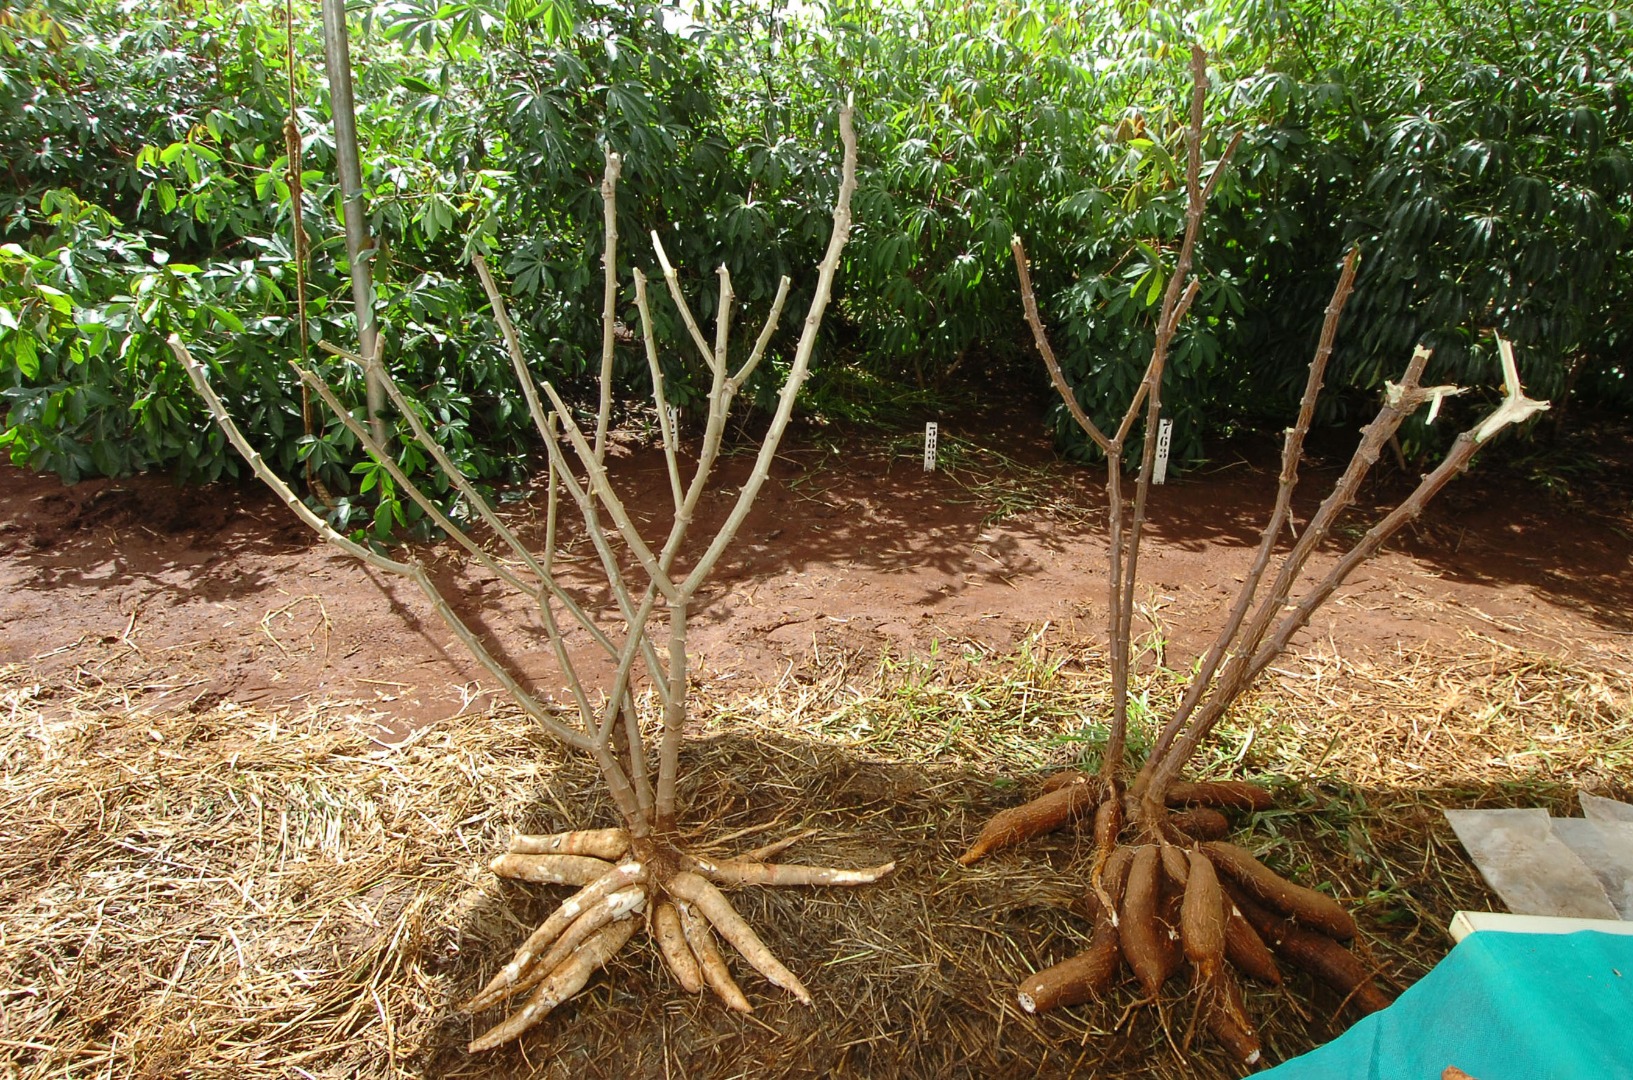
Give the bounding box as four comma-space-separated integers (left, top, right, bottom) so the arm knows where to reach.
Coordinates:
3, 416, 1628, 729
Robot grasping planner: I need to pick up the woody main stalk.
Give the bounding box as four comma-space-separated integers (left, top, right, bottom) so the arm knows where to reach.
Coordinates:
171, 102, 894, 1053
963, 47, 1548, 1067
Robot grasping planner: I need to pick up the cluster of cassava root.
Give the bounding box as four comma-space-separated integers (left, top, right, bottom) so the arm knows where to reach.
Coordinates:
465, 828, 893, 1050
958, 773, 1391, 1067
172, 100, 901, 1053
965, 44, 1543, 1066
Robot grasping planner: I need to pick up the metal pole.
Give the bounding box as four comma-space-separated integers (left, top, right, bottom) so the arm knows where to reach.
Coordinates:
320, 0, 387, 443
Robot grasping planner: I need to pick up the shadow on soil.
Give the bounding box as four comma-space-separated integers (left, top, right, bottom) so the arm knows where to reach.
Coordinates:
2, 416, 1628, 719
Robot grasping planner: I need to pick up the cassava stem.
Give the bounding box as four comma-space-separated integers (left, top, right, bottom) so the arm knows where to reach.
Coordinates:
182, 97, 886, 1054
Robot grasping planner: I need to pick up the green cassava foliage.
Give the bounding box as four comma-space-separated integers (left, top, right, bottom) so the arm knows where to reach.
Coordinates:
1233, 0, 1633, 450
2, 0, 1629, 530
0, 0, 534, 536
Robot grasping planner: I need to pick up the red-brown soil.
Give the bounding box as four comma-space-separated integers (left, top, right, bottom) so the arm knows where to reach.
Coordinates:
4, 414, 1628, 727
3, 412, 1631, 1080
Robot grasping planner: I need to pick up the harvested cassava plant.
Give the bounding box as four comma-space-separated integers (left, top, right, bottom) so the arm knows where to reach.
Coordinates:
968, 45, 1550, 1067
169, 102, 895, 1052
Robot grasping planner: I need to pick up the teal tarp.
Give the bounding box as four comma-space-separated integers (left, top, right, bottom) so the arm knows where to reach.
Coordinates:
1259, 931, 1633, 1080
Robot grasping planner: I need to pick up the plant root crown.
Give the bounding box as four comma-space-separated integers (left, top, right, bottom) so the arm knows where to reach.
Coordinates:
466, 832, 894, 1050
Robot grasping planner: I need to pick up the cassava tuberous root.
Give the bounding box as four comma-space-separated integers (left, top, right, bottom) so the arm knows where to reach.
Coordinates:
1017, 920, 1123, 1014
1203, 966, 1263, 1067
1017, 841, 1135, 1014
1225, 882, 1393, 1014
509, 827, 631, 861
1169, 806, 1231, 842
1180, 849, 1225, 979
652, 900, 703, 994
982, 31, 1539, 1068
1202, 841, 1358, 941
1224, 898, 1284, 987
468, 917, 641, 1053
1167, 781, 1276, 813
1119, 845, 1170, 997
957, 775, 1103, 865
973, 777, 1386, 1069
465, 835, 890, 1049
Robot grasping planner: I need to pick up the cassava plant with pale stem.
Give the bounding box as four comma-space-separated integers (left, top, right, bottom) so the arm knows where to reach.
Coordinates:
167, 103, 896, 1052
960, 48, 1549, 1066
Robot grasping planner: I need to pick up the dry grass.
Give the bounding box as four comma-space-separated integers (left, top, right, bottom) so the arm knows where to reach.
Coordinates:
1, 631, 1628, 1079
867, 428, 1098, 527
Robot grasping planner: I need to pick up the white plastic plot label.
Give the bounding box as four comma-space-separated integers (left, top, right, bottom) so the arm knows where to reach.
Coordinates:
1153, 418, 1174, 485
924, 422, 939, 472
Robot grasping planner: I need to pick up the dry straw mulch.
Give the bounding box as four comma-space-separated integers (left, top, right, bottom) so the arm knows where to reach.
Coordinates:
1, 634, 1628, 1079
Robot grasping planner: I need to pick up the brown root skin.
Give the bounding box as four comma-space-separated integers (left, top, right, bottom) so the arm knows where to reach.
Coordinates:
1119, 845, 1170, 997
1076, 843, 1137, 925
957, 780, 1103, 865
1203, 967, 1263, 1068
1204, 1002, 1263, 1069
1225, 883, 1391, 1015
1092, 790, 1125, 852
1039, 768, 1098, 795
1087, 795, 1127, 922
1101, 844, 1137, 902
1156, 873, 1185, 984
1180, 849, 1225, 978
1223, 900, 1284, 987
1202, 840, 1359, 941
1017, 918, 1122, 1013
1160, 841, 1190, 889
1165, 780, 1274, 812
1169, 806, 1231, 841
955, 760, 1376, 1053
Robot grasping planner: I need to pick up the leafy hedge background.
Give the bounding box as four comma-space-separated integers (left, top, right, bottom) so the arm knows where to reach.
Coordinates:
3, 0, 1629, 535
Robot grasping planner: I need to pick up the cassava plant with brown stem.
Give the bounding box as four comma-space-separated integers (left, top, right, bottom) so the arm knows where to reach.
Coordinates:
960, 48, 1549, 1067
168, 103, 896, 1053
